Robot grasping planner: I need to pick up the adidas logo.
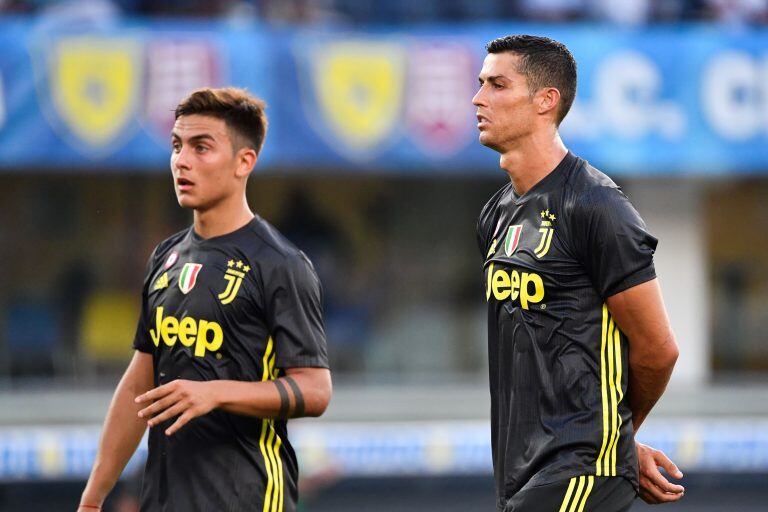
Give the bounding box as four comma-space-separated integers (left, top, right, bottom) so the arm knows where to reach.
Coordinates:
153, 272, 169, 290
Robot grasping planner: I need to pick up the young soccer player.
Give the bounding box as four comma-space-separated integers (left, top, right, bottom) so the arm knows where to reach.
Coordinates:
79, 87, 331, 512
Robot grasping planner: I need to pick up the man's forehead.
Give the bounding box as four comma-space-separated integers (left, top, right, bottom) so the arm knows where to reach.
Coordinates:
172, 114, 228, 138
479, 52, 522, 78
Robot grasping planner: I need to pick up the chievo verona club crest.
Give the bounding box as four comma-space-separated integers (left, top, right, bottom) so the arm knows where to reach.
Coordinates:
504, 225, 523, 256
178, 263, 202, 294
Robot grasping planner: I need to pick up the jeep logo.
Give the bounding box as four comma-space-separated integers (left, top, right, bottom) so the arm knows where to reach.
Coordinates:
149, 307, 223, 357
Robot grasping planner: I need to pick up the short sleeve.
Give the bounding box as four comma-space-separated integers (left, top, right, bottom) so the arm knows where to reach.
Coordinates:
571, 186, 658, 299
132, 248, 158, 353
267, 251, 329, 369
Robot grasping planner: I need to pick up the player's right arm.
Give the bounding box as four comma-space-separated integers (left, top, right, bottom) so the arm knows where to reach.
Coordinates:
78, 351, 154, 511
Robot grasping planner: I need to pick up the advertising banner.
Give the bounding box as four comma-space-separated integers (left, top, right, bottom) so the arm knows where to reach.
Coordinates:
0, 19, 765, 175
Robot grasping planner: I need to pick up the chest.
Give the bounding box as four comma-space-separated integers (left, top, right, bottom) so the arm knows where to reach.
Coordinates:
145, 245, 268, 369
483, 201, 588, 310
148, 245, 258, 313
487, 205, 559, 263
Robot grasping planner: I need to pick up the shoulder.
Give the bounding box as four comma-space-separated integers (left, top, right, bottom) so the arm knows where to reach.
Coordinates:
564, 159, 619, 198
245, 217, 317, 274
478, 181, 512, 229
562, 159, 630, 216
561, 161, 650, 246
149, 228, 189, 266
481, 181, 512, 216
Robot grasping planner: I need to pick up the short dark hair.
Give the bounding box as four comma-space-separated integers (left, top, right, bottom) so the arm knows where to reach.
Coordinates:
486, 35, 577, 125
175, 87, 268, 154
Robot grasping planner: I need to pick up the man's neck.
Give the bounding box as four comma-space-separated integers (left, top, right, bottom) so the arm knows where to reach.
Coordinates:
499, 130, 568, 196
193, 196, 254, 239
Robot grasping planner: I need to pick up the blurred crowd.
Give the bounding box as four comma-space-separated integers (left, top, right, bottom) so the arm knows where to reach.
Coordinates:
0, 0, 766, 26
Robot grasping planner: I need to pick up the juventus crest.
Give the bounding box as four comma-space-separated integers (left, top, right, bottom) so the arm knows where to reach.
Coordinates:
535, 209, 556, 258
219, 259, 250, 304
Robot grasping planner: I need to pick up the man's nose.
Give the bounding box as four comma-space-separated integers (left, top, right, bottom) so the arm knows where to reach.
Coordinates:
472, 88, 485, 107
174, 147, 191, 170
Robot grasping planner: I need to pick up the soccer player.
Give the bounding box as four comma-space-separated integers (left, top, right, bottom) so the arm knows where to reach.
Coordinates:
78, 88, 331, 512
473, 36, 684, 511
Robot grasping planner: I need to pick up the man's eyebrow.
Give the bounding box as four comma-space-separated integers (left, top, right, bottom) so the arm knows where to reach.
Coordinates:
478, 74, 509, 84
170, 132, 216, 144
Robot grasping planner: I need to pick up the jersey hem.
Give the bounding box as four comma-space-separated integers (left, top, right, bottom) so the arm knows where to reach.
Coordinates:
132, 344, 154, 354
504, 465, 640, 499
277, 357, 330, 369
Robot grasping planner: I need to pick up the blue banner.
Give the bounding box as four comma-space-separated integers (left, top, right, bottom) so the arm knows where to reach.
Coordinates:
0, 18, 766, 175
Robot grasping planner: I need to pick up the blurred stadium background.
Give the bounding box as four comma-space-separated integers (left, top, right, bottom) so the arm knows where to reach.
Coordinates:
1, 0, 767, 510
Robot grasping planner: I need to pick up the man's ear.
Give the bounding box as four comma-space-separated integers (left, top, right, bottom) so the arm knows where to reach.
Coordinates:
537, 87, 561, 117
235, 148, 258, 178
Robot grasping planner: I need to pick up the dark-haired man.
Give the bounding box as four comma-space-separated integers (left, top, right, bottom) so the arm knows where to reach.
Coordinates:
79, 88, 331, 512
474, 35, 684, 511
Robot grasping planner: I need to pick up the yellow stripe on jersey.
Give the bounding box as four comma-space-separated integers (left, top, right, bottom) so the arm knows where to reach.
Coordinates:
265, 423, 280, 510
558, 477, 577, 512
596, 305, 627, 477
261, 336, 274, 381
596, 305, 610, 476
273, 431, 284, 512
259, 337, 285, 512
558, 475, 595, 512
260, 421, 275, 512
269, 352, 278, 380
576, 476, 595, 512
610, 325, 625, 475
606, 315, 618, 477
567, 476, 586, 512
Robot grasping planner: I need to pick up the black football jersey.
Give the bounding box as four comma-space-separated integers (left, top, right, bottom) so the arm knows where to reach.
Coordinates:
476, 152, 658, 505
132, 216, 329, 512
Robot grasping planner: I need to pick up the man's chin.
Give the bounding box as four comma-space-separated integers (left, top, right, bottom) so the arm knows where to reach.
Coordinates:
176, 195, 198, 210
478, 132, 501, 152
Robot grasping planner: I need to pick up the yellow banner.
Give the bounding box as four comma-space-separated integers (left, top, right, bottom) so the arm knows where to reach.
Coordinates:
50, 37, 140, 148
310, 40, 405, 155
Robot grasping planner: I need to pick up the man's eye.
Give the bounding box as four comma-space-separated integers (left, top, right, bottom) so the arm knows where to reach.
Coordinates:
172, 144, 181, 152
493, 83, 504, 89
196, 145, 208, 153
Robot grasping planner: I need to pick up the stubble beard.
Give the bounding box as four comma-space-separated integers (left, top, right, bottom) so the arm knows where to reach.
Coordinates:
479, 130, 505, 154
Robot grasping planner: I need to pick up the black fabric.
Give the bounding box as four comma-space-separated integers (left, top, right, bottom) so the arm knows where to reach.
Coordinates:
501, 476, 636, 512
132, 215, 328, 512
477, 152, 656, 503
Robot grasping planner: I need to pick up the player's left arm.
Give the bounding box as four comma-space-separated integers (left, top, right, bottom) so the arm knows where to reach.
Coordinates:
605, 278, 678, 432
135, 367, 332, 436
606, 279, 684, 504
572, 185, 676, 431
574, 184, 682, 503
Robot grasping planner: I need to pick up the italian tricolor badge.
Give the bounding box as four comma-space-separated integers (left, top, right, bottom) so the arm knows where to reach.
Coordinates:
504, 225, 523, 256
178, 263, 203, 294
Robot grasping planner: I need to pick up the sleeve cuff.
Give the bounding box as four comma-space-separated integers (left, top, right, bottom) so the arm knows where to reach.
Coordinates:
276, 356, 330, 370
604, 266, 657, 299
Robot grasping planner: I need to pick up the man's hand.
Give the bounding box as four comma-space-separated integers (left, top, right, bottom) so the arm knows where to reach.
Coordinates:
136, 380, 219, 436
636, 442, 685, 504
